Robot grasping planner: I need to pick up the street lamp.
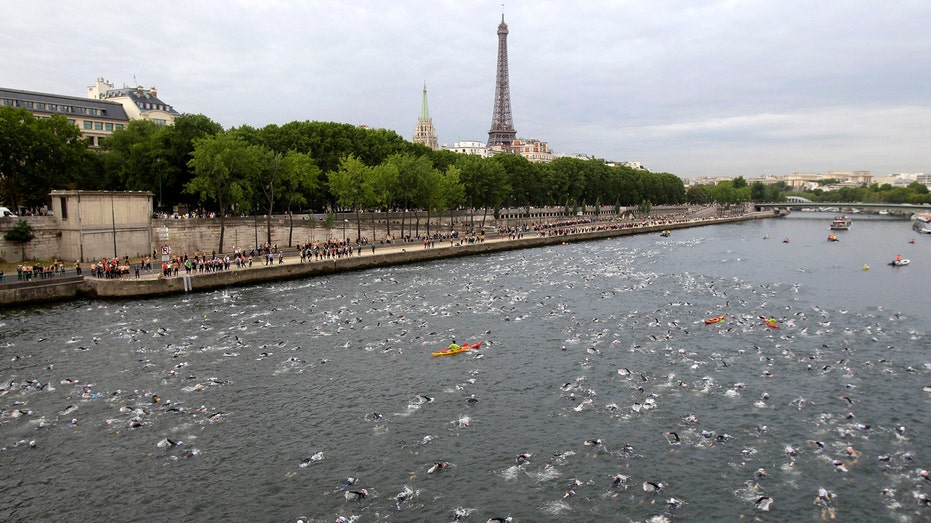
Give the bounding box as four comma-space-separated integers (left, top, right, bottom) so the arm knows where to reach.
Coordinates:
343, 218, 348, 243
155, 157, 162, 213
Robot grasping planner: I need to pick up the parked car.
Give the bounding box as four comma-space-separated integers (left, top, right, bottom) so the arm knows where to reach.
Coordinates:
0, 207, 17, 218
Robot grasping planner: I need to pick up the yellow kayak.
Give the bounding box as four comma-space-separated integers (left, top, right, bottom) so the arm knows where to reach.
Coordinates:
432, 340, 483, 357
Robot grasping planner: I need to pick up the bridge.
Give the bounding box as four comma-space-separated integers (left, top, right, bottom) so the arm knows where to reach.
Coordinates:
755, 202, 931, 215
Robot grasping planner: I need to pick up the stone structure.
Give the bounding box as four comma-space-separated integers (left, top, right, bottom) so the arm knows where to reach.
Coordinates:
488, 14, 517, 148
412, 82, 439, 149
49, 190, 154, 262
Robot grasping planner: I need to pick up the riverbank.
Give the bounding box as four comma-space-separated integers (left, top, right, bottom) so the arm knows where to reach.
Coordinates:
0, 212, 774, 308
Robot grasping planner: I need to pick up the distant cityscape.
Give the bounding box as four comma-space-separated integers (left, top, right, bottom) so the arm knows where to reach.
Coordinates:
685, 171, 929, 190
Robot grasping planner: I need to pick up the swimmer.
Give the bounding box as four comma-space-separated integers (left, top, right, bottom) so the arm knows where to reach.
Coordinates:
584, 438, 603, 447
611, 474, 629, 489
516, 453, 532, 465
486, 518, 512, 523
564, 479, 581, 498
300, 452, 324, 466
344, 489, 367, 501
754, 496, 774, 511
642, 481, 664, 493
395, 486, 413, 509
339, 477, 357, 490
663, 431, 680, 444
157, 437, 181, 448
427, 462, 449, 474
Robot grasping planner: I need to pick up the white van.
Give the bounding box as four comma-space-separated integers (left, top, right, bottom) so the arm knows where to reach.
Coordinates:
0, 207, 17, 217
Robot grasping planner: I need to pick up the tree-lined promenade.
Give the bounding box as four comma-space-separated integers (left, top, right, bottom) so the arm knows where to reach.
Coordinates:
2, 108, 687, 255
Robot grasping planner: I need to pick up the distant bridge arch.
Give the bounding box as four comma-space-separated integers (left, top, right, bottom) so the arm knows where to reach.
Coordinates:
786, 196, 812, 203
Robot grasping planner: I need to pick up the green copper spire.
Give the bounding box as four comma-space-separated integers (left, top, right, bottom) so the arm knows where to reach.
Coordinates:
420, 82, 431, 120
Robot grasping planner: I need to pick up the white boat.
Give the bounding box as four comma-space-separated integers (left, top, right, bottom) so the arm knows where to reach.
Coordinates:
912, 213, 931, 223
889, 258, 910, 266
913, 221, 931, 234
830, 216, 852, 230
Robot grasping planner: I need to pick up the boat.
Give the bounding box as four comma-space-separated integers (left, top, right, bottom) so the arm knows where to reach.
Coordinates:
660, 230, 671, 237
764, 318, 780, 329
432, 340, 483, 357
889, 258, 910, 267
827, 234, 838, 242
913, 221, 931, 234
911, 213, 931, 223
704, 314, 725, 325
830, 216, 852, 230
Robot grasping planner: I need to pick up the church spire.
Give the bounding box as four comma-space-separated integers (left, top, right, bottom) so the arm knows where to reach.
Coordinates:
420, 81, 431, 120
412, 82, 439, 150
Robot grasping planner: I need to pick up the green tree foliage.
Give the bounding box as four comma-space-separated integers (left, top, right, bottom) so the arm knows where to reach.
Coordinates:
185, 133, 264, 253
686, 185, 712, 204
327, 155, 375, 241
0, 107, 93, 211
3, 219, 36, 261
278, 151, 320, 246
101, 114, 223, 211
455, 154, 507, 229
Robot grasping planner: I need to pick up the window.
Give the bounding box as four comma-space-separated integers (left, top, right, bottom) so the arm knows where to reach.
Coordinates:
87, 136, 96, 146
153, 118, 167, 126
83, 121, 92, 129
49, 104, 57, 111
105, 123, 113, 131
94, 121, 103, 130
67, 119, 75, 125
36, 103, 46, 110
60, 197, 68, 220
115, 124, 124, 130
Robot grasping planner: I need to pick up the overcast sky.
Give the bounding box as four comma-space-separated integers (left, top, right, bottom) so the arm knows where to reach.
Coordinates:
6, 0, 931, 179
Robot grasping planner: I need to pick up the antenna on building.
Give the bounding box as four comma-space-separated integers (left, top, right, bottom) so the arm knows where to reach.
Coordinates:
133, 74, 137, 86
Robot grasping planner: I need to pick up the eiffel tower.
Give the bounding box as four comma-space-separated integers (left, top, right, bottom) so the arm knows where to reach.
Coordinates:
488, 14, 516, 148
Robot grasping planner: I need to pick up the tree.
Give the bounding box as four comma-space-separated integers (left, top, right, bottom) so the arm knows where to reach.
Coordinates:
0, 107, 91, 211
4, 219, 36, 261
456, 155, 507, 230
327, 155, 374, 242
686, 185, 712, 204
370, 161, 400, 239
750, 181, 766, 202
278, 150, 320, 246
185, 133, 263, 253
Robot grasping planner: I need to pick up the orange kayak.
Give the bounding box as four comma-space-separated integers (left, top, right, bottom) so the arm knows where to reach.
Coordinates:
704, 315, 725, 325
432, 340, 484, 357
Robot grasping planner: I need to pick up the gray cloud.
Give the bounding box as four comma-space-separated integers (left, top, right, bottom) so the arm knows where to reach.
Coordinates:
5, 0, 930, 178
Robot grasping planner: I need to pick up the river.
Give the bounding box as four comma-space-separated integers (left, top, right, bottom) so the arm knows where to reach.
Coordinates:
1, 212, 929, 522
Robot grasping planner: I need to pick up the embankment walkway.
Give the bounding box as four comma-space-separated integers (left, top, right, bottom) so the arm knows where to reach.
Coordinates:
0, 211, 774, 308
